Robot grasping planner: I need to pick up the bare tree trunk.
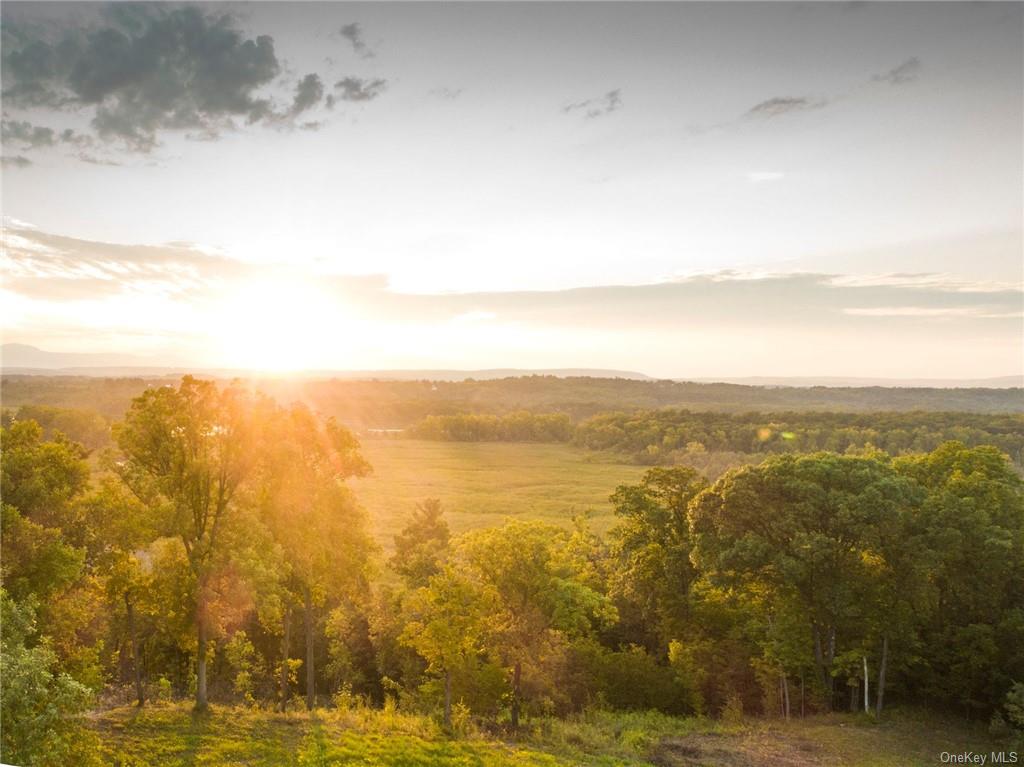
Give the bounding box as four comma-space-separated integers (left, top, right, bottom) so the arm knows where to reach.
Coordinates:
800, 670, 805, 718
812, 627, 828, 696
444, 668, 452, 728
510, 661, 522, 732
782, 673, 790, 720
875, 636, 889, 718
304, 586, 315, 710
280, 606, 291, 711
125, 592, 145, 707
863, 656, 869, 714
849, 683, 858, 712
827, 627, 836, 708
196, 610, 208, 710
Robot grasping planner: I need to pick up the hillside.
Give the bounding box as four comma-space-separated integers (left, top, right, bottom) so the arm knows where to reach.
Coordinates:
4, 374, 1022, 426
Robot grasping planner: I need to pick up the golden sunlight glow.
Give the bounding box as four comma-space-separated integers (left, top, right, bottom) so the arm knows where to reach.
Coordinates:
212, 277, 341, 372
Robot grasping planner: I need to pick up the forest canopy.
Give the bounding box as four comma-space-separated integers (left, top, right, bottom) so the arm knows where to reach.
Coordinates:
2, 376, 1023, 766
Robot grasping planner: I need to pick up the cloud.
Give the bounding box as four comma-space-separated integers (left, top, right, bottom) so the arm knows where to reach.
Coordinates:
1, 5, 283, 152
1, 224, 248, 301
2, 120, 97, 159
305, 268, 1024, 337
290, 74, 324, 115
75, 152, 121, 167
328, 77, 388, 105
694, 56, 923, 136
564, 89, 622, 119
872, 57, 922, 86
5, 225, 1020, 376
827, 272, 1020, 294
744, 96, 827, 120
844, 306, 1021, 319
1, 155, 32, 168
339, 23, 374, 59
407, 271, 1022, 331
2, 119, 56, 148
5, 225, 1020, 360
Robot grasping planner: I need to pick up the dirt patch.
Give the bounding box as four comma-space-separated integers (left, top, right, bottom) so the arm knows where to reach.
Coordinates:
649, 731, 826, 767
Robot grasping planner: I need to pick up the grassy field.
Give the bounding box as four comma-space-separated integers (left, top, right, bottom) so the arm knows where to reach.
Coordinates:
91, 703, 1012, 767
351, 439, 648, 549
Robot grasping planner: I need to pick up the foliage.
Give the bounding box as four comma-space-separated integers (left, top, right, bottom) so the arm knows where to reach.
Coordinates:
390, 498, 450, 586
0, 590, 100, 767
2, 379, 1023, 761
608, 467, 707, 648
410, 411, 574, 442
1, 404, 111, 450
6, 374, 1021, 430
576, 409, 1024, 466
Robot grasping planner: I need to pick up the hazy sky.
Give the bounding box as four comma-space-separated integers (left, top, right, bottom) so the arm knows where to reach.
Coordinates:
2, 2, 1022, 377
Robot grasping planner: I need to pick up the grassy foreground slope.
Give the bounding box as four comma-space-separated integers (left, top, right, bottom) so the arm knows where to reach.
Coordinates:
92, 704, 1010, 767
352, 440, 647, 548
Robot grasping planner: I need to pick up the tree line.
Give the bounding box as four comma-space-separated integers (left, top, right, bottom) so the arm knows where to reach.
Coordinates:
2, 377, 1023, 766
4, 373, 1021, 433
573, 409, 1024, 465
407, 411, 573, 442
405, 408, 1024, 467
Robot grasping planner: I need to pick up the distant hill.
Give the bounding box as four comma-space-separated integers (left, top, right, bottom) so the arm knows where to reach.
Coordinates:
689, 375, 1023, 389
6, 344, 1021, 389
3, 372, 1022, 424
1, 343, 174, 370
1, 344, 651, 381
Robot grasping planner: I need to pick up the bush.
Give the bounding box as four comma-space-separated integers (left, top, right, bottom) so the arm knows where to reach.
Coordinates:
720, 693, 745, 726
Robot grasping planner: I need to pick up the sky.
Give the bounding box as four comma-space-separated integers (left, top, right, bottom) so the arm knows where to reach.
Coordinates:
1, 1, 1022, 378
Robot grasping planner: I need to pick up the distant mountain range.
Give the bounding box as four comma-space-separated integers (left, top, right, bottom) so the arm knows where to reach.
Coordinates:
0, 344, 652, 381
2, 343, 1020, 388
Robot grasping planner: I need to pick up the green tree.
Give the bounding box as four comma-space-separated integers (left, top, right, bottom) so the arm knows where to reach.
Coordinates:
895, 442, 1024, 714
257, 402, 373, 710
0, 590, 99, 767
0, 419, 107, 689
401, 567, 492, 727
690, 452, 919, 710
114, 376, 261, 709
456, 520, 615, 730
390, 498, 450, 587
608, 467, 707, 649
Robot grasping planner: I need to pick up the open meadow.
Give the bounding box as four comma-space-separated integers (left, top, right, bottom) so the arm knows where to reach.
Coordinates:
352, 440, 648, 548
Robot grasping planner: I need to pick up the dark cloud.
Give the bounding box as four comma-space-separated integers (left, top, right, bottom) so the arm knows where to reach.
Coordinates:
1, 119, 56, 148
1, 155, 32, 168
339, 23, 374, 59
872, 57, 922, 86
744, 96, 827, 119
2, 120, 96, 154
564, 89, 622, 119
328, 77, 387, 106
1, 5, 282, 152
290, 73, 324, 115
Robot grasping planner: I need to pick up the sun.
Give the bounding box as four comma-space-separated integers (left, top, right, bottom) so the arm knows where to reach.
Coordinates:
212, 277, 338, 372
